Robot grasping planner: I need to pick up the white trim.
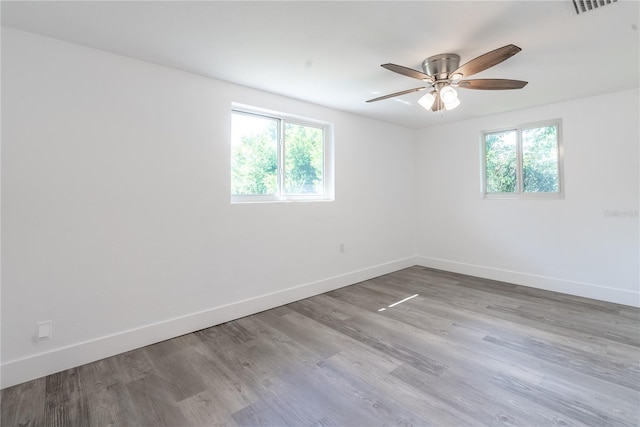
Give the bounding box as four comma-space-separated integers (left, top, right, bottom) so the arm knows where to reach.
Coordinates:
0, 256, 417, 389
416, 255, 640, 308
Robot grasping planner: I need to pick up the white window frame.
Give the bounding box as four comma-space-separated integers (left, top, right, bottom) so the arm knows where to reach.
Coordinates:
481, 118, 564, 199
231, 103, 334, 203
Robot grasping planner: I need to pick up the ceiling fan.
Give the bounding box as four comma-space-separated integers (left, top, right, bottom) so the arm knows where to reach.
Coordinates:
367, 44, 528, 111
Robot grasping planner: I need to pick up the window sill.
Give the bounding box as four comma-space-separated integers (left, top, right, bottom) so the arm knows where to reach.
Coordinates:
482, 192, 564, 200
231, 195, 334, 204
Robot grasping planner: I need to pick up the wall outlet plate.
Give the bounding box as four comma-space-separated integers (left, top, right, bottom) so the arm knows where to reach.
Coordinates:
36, 321, 53, 341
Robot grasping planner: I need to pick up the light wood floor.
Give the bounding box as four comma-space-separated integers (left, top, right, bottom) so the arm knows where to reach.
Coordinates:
2, 266, 639, 426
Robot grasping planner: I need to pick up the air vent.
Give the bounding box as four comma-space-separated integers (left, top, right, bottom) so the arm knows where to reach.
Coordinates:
572, 0, 617, 15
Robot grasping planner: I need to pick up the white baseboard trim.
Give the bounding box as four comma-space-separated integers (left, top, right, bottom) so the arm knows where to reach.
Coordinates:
1, 256, 417, 389
416, 256, 640, 308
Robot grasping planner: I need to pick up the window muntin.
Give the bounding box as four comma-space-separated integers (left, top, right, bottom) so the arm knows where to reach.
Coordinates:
482, 120, 562, 198
231, 107, 332, 202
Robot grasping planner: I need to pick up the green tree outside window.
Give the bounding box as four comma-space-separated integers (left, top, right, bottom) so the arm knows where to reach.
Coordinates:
231, 110, 326, 199
483, 121, 561, 196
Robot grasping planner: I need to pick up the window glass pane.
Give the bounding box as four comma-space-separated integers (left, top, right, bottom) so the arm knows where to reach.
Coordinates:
485, 130, 517, 193
283, 123, 324, 195
522, 124, 559, 193
231, 113, 278, 195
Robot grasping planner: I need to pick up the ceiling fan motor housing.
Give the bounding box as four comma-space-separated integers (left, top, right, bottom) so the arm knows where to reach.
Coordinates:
422, 53, 460, 80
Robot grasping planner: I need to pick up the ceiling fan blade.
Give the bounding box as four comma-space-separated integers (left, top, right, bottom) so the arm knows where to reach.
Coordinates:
431, 94, 445, 112
451, 44, 521, 78
381, 63, 435, 82
366, 87, 426, 103
456, 79, 528, 90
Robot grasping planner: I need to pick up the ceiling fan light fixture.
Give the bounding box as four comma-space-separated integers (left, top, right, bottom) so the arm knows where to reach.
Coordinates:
444, 97, 461, 111
418, 92, 436, 110
450, 73, 463, 82
439, 85, 458, 104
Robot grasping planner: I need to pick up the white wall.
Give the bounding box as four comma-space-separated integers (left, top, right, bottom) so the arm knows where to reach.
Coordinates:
1, 28, 417, 388
416, 89, 639, 307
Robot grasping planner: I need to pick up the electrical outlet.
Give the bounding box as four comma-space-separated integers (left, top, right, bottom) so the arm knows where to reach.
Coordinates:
339, 243, 345, 253
36, 321, 52, 341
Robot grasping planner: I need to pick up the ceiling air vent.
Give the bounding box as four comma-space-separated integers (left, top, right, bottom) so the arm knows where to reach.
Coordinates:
572, 0, 617, 15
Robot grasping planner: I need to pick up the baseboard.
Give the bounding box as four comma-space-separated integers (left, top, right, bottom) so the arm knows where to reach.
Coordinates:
0, 256, 416, 389
416, 255, 640, 308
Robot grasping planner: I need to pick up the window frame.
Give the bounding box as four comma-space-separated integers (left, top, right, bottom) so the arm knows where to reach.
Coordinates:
230, 104, 334, 204
480, 118, 564, 199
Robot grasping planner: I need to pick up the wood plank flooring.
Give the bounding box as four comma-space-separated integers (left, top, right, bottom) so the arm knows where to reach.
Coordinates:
2, 266, 639, 426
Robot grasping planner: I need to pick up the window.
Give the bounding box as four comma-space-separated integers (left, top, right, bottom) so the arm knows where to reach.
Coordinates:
482, 119, 563, 198
231, 105, 333, 202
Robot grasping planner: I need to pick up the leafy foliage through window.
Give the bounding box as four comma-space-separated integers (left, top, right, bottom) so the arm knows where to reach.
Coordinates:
483, 120, 562, 197
231, 108, 331, 202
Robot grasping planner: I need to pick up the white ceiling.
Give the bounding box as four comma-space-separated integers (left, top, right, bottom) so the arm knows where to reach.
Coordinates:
2, 1, 639, 129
